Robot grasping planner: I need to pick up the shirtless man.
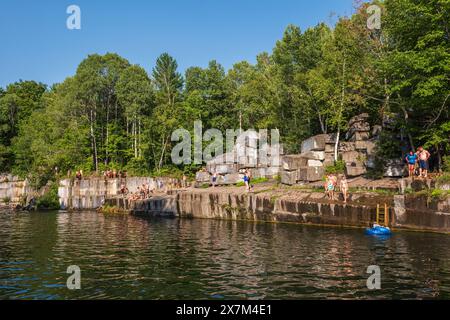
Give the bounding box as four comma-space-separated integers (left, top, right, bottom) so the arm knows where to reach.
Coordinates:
416, 147, 431, 178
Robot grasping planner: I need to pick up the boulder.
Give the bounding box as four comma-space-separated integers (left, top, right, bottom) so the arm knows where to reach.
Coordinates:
307, 159, 323, 167
325, 144, 335, 153
325, 133, 338, 144
195, 171, 211, 183
238, 156, 257, 168
209, 164, 237, 175
345, 164, 367, 177
221, 173, 242, 185
265, 166, 281, 177
348, 113, 369, 127
299, 166, 325, 182
249, 168, 265, 179
348, 131, 370, 142
301, 134, 329, 153
341, 151, 361, 164
282, 155, 308, 171
281, 170, 299, 185
384, 160, 407, 177
323, 160, 335, 167
365, 140, 377, 155
339, 142, 356, 152
355, 140, 372, 151
301, 151, 325, 161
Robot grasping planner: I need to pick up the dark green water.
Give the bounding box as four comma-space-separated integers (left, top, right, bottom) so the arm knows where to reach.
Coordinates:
0, 211, 449, 300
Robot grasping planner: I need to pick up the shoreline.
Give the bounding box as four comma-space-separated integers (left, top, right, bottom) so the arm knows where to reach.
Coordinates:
105, 183, 450, 235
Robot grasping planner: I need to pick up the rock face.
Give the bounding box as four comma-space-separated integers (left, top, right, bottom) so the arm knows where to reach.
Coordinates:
384, 160, 407, 177
301, 134, 330, 153
128, 189, 450, 233
282, 155, 308, 171
196, 131, 282, 185
280, 114, 381, 186
281, 170, 299, 186
339, 113, 376, 177
58, 177, 173, 210
0, 175, 33, 205
299, 166, 324, 182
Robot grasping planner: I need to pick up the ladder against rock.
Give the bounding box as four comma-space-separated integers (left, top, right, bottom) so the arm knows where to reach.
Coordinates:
376, 203, 390, 227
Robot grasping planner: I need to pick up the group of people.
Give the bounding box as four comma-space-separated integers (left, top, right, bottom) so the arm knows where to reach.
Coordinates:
121, 183, 152, 201
122, 177, 190, 202
103, 169, 127, 179
324, 174, 349, 203
405, 146, 431, 179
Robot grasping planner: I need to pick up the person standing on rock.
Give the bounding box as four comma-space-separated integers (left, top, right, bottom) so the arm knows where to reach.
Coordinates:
339, 175, 349, 203
212, 172, 218, 188
243, 170, 250, 192
416, 147, 431, 178
405, 150, 418, 179
324, 175, 336, 200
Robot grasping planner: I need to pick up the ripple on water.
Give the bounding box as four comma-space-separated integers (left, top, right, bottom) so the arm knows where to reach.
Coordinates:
0, 211, 449, 299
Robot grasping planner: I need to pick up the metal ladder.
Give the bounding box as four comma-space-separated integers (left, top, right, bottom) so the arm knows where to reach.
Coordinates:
376, 203, 390, 227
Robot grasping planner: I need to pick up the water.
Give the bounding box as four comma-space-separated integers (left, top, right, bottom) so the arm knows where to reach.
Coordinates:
0, 211, 449, 300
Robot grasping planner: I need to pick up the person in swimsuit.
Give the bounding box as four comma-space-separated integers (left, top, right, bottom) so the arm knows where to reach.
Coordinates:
416, 147, 431, 178
339, 175, 349, 203
405, 151, 418, 178
324, 175, 336, 200
243, 170, 251, 192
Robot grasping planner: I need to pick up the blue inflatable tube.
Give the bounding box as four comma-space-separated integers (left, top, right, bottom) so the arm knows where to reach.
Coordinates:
365, 226, 392, 236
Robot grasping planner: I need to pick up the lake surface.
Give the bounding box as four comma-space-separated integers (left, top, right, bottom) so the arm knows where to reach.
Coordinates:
0, 211, 449, 300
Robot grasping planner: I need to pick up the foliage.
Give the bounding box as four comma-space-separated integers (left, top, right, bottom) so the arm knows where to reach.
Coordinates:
2, 196, 11, 204
236, 177, 269, 187
325, 160, 346, 174
442, 155, 450, 173
36, 183, 60, 210
0, 1, 448, 184
99, 205, 127, 214
437, 173, 450, 185
430, 189, 450, 200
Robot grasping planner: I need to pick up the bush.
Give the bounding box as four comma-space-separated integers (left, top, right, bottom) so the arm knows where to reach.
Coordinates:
2, 196, 11, 204
325, 160, 345, 175
443, 155, 450, 173
36, 183, 60, 210
431, 189, 450, 200
236, 177, 268, 187
437, 173, 450, 185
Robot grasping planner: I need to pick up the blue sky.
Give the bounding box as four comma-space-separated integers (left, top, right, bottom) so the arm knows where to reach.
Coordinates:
0, 0, 356, 88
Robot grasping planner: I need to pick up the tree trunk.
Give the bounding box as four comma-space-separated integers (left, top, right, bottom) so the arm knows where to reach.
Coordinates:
105, 98, 110, 166
159, 135, 168, 169
334, 127, 340, 162
335, 58, 346, 162
90, 109, 98, 172
138, 118, 141, 158
400, 104, 415, 151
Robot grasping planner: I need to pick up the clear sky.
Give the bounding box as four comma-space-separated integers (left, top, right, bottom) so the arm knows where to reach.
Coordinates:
0, 0, 357, 88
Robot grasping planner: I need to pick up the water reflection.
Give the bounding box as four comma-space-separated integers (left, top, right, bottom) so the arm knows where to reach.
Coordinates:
0, 211, 449, 299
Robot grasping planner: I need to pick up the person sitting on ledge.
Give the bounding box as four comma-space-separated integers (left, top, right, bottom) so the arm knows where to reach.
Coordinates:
120, 184, 129, 195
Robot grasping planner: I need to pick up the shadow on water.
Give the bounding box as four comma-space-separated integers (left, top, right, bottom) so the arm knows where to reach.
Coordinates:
0, 211, 449, 300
